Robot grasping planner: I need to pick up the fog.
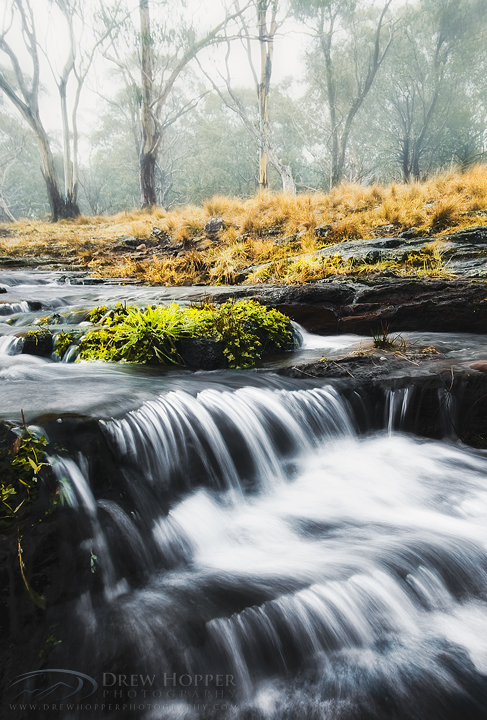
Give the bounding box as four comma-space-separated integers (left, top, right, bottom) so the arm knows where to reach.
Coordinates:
0, 0, 486, 220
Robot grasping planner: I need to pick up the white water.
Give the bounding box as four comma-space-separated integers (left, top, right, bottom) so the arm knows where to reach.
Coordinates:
45, 385, 487, 719
3, 270, 487, 718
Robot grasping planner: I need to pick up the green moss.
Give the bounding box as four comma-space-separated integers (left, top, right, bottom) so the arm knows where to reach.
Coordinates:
26, 328, 53, 342
78, 300, 294, 369
53, 331, 79, 358
0, 422, 54, 533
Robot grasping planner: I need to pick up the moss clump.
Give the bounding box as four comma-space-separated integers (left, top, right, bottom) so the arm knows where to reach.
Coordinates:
0, 422, 55, 533
53, 331, 80, 358
78, 299, 294, 368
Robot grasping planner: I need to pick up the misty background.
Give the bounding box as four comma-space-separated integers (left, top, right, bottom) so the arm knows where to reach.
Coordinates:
0, 0, 486, 221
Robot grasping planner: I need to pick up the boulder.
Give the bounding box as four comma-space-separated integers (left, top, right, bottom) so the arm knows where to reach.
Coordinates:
21, 330, 53, 358
215, 278, 487, 335
177, 337, 227, 370
204, 217, 224, 237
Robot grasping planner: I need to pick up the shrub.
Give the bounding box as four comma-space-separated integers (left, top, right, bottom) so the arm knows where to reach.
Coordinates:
77, 300, 294, 369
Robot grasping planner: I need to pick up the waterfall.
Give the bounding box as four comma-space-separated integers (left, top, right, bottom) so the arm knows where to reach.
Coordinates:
13, 381, 486, 720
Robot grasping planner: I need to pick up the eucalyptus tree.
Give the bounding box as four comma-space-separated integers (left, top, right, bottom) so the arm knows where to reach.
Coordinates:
198, 0, 296, 193
43, 0, 125, 216
375, 0, 487, 181
0, 0, 70, 219
101, 0, 248, 209
293, 0, 395, 187
0, 0, 118, 219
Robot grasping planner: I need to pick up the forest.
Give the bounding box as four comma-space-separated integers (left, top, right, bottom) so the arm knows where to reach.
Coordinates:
1, 0, 486, 222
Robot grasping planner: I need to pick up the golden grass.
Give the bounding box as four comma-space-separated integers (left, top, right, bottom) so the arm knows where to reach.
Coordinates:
1, 165, 487, 285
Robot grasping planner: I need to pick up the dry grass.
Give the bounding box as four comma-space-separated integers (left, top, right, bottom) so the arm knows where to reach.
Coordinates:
1, 165, 487, 285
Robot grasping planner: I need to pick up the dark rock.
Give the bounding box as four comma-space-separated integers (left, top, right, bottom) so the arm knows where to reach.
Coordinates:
151, 226, 170, 241
177, 337, 227, 370
112, 235, 139, 250
216, 278, 487, 335
315, 224, 332, 238
21, 330, 53, 358
280, 354, 416, 380
399, 227, 419, 239
0, 286, 6, 293
204, 217, 224, 237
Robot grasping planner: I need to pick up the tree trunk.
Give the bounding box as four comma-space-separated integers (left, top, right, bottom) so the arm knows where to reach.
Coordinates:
258, 1, 270, 191
140, 151, 157, 208
268, 149, 296, 194
139, 0, 159, 208
33, 118, 72, 221
59, 80, 80, 217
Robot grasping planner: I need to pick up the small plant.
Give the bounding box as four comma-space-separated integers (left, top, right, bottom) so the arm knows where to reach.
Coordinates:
208, 299, 294, 367
0, 421, 52, 531
371, 324, 406, 351
1, 419, 60, 608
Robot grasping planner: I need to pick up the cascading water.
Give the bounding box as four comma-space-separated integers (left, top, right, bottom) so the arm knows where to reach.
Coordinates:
8, 383, 484, 720
3, 270, 487, 720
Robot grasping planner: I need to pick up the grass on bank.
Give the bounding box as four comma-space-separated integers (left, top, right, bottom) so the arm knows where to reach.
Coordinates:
1, 165, 487, 285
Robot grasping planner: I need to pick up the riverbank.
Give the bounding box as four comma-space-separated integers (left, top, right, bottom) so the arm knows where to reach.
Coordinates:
1, 167, 487, 285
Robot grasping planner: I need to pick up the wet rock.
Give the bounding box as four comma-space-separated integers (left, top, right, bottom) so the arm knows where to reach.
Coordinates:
470, 361, 487, 373
204, 217, 224, 237
215, 278, 487, 335
21, 330, 53, 358
177, 337, 227, 370
0, 287, 6, 293
280, 355, 412, 380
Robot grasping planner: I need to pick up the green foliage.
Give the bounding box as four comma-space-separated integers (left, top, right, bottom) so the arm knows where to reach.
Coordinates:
208, 300, 294, 368
0, 422, 51, 532
77, 300, 294, 369
88, 305, 110, 323
53, 332, 78, 358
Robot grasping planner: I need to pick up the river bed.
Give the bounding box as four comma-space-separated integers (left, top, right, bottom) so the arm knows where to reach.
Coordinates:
2, 270, 487, 720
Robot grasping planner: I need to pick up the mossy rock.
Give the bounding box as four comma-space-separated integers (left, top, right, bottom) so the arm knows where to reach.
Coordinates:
76, 299, 297, 369
22, 329, 53, 358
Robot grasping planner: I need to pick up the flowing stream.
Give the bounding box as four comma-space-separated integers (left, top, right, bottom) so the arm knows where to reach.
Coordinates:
2, 271, 487, 720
